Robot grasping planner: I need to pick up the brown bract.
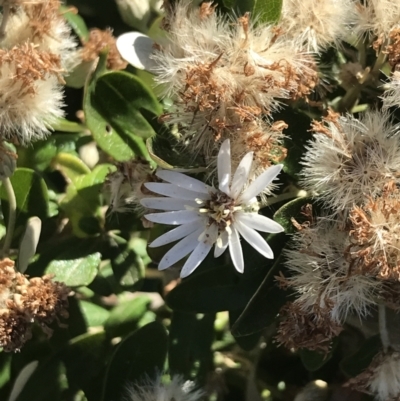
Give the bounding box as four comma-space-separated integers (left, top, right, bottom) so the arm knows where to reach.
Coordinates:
275, 301, 343, 353
80, 28, 128, 70
0, 258, 69, 352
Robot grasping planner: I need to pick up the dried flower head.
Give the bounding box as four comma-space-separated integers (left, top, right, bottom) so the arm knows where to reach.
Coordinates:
345, 350, 400, 401
284, 218, 380, 322
0, 44, 64, 144
0, 0, 77, 71
278, 0, 358, 52
105, 158, 154, 214
301, 110, 400, 213
348, 184, 400, 281
276, 301, 343, 353
125, 374, 203, 401
0, 258, 69, 352
152, 2, 317, 158
80, 28, 128, 70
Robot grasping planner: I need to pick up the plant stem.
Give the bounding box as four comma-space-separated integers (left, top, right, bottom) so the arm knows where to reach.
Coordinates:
265, 190, 308, 207
1, 177, 16, 258
0, 1, 10, 39
379, 304, 390, 352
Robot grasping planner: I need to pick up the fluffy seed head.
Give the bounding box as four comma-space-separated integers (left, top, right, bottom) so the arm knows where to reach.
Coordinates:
345, 351, 400, 401
0, 44, 64, 144
284, 217, 380, 322
125, 374, 203, 401
278, 0, 358, 52
153, 2, 317, 160
301, 110, 400, 213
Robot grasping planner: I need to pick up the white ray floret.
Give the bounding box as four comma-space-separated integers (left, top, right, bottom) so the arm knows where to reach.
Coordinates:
141, 139, 284, 278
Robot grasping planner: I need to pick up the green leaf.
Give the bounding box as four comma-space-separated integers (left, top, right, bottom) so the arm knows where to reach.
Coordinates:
222, 0, 282, 22
0, 168, 48, 235
45, 252, 101, 287
110, 238, 145, 289
169, 311, 215, 380
17, 134, 80, 172
51, 152, 91, 181
104, 296, 151, 338
0, 353, 11, 390
340, 335, 381, 378
102, 322, 168, 401
12, 358, 62, 401
300, 340, 336, 372
253, 0, 282, 24
60, 5, 90, 42
78, 301, 111, 327
273, 196, 314, 233
62, 331, 110, 401
231, 254, 289, 336
60, 164, 113, 237
84, 54, 161, 161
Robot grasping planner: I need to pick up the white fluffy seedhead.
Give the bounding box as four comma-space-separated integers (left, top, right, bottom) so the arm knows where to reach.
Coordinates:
279, 0, 358, 52
152, 2, 317, 159
356, 0, 400, 38
284, 218, 381, 322
0, 2, 78, 72
301, 110, 400, 213
0, 45, 64, 144
124, 375, 204, 401
382, 70, 400, 109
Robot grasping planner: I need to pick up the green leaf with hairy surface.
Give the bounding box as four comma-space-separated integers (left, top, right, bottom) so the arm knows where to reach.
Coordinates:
51, 152, 91, 181
60, 164, 113, 237
340, 335, 382, 377
0, 168, 48, 235
273, 196, 315, 233
104, 296, 151, 338
102, 322, 168, 401
46, 252, 101, 287
231, 254, 289, 336
79, 301, 111, 327
169, 311, 215, 380
60, 5, 90, 42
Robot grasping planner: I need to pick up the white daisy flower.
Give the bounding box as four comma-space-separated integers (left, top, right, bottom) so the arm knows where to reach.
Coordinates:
140, 139, 284, 278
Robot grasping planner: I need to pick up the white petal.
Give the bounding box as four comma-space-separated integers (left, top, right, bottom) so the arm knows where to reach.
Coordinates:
218, 139, 231, 194
235, 212, 284, 233
180, 241, 213, 278
149, 221, 204, 247
158, 227, 204, 270
214, 230, 229, 258
234, 220, 274, 259
230, 152, 253, 199
116, 32, 156, 71
144, 182, 209, 201
140, 197, 198, 211
238, 164, 283, 204
229, 227, 244, 273
156, 169, 211, 194
145, 210, 202, 225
